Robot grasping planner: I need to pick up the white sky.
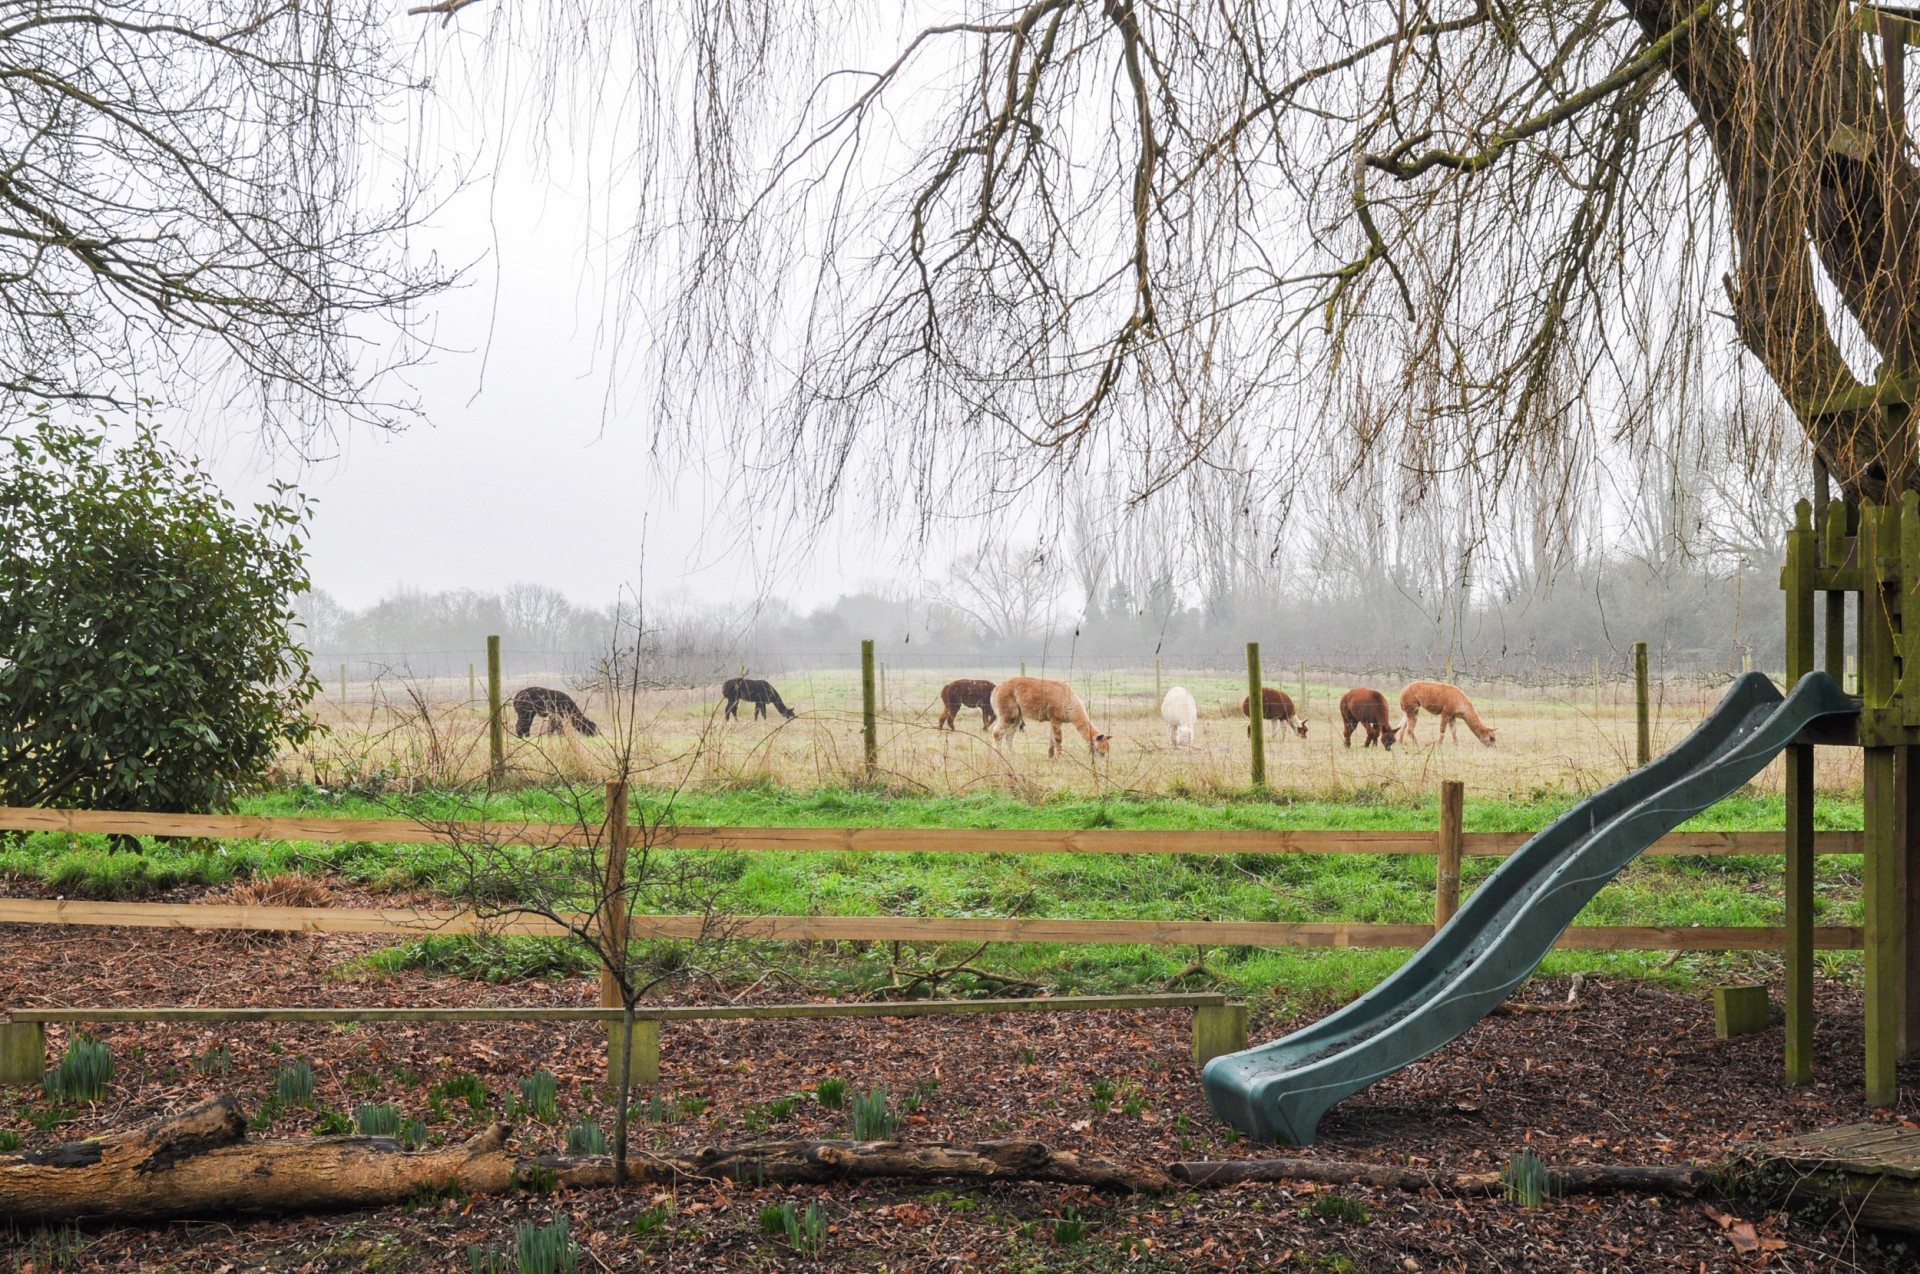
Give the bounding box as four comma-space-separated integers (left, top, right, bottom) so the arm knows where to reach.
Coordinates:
197, 72, 939, 614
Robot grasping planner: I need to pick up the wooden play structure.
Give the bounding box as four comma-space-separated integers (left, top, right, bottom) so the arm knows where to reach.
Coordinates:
1781, 471, 1920, 1107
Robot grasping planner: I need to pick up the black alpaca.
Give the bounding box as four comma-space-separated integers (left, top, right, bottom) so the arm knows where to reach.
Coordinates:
722, 676, 797, 720
512, 686, 599, 737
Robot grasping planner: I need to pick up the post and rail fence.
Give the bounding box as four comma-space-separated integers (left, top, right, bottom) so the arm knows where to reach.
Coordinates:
0, 797, 1868, 1085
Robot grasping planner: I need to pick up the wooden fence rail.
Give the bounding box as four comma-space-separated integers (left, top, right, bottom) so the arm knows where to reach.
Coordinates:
0, 898, 1867, 952
0, 807, 1867, 858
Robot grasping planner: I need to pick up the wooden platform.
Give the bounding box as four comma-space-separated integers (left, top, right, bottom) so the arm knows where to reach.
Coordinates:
1749, 1123, 1920, 1235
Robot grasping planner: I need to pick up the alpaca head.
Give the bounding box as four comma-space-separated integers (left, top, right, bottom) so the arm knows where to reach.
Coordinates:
1091, 733, 1112, 755
780, 704, 798, 720
1174, 725, 1193, 748
1292, 718, 1309, 739
581, 718, 600, 737
1478, 727, 1496, 747
1378, 722, 1399, 750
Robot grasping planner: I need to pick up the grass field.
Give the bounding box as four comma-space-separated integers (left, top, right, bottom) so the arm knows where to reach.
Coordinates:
1, 778, 1869, 1009
287, 666, 1870, 804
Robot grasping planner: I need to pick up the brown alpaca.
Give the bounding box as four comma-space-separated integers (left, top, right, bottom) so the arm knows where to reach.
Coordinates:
990, 676, 1111, 758
1338, 688, 1399, 750
937, 678, 998, 731
1399, 680, 1496, 746
1240, 687, 1308, 739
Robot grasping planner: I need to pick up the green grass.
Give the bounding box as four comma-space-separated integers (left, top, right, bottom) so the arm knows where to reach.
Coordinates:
0, 783, 1869, 1002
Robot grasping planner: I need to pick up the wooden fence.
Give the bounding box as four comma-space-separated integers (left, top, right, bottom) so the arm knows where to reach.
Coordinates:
0, 805, 1868, 952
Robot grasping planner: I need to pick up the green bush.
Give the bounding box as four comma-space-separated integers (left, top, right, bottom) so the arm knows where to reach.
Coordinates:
849, 1088, 896, 1140
517, 1071, 559, 1122
514, 1217, 576, 1274
354, 1102, 403, 1136
42, 1034, 112, 1103
275, 1058, 316, 1107
565, 1118, 607, 1155
0, 416, 318, 815
1502, 1149, 1559, 1208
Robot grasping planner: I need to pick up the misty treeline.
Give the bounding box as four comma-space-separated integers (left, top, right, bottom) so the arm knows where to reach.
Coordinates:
297, 404, 1797, 683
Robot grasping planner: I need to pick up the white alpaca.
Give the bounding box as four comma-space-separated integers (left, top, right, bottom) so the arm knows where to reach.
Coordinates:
1161, 686, 1198, 747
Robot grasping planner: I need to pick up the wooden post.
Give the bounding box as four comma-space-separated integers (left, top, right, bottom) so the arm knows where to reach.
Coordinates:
601, 780, 636, 1088
1713, 986, 1771, 1039
1191, 1004, 1249, 1068
0, 1020, 44, 1086
1155, 659, 1162, 704
1435, 781, 1464, 928
1020, 660, 1026, 678
1633, 641, 1651, 768
486, 636, 505, 788
1900, 494, 1920, 1057
861, 640, 878, 774
339, 663, 347, 706
1298, 659, 1307, 710
1861, 501, 1901, 1106
880, 662, 887, 713
1592, 655, 1599, 715
1784, 500, 1817, 1083
469, 663, 476, 704
1246, 642, 1266, 789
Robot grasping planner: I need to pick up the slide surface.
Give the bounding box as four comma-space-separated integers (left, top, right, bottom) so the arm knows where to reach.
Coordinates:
1202, 671, 1858, 1145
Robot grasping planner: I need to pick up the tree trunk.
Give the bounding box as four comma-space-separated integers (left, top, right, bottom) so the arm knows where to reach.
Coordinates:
1172, 1156, 1714, 1197
535, 1138, 1174, 1194
0, 1097, 514, 1222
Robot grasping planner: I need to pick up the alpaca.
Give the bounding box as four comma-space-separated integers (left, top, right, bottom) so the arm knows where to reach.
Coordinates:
722, 676, 798, 721
1338, 688, 1399, 750
512, 686, 599, 737
990, 676, 1111, 757
1160, 686, 1198, 747
1398, 680, 1496, 746
937, 678, 998, 731
1240, 687, 1308, 739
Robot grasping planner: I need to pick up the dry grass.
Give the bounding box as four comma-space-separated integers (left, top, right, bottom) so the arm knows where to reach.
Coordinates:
283, 668, 1865, 802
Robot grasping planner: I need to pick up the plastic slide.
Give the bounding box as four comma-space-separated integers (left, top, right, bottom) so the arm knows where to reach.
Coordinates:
1202, 670, 1859, 1145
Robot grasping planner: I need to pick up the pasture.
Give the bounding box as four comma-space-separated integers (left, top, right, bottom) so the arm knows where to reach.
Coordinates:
289, 663, 1868, 803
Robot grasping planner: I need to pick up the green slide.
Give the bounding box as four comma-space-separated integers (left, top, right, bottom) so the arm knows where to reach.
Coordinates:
1203, 670, 1858, 1145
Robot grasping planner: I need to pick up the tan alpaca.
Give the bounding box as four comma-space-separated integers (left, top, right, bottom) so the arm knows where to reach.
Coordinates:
1398, 681, 1496, 746
991, 677, 1112, 757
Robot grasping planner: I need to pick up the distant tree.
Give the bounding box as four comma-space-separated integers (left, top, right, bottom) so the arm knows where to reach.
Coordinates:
0, 417, 318, 813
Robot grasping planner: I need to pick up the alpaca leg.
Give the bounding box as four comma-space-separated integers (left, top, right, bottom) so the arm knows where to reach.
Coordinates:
514, 706, 535, 738
1049, 722, 1063, 757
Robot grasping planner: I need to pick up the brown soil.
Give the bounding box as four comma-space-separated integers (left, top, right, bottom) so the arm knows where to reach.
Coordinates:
3, 902, 1918, 1272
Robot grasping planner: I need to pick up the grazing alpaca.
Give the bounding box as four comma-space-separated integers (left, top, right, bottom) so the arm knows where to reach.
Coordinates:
512, 686, 599, 738
1240, 687, 1309, 739
1398, 680, 1496, 746
937, 678, 998, 731
1161, 686, 1198, 747
990, 676, 1111, 758
1338, 688, 1399, 750
722, 676, 798, 721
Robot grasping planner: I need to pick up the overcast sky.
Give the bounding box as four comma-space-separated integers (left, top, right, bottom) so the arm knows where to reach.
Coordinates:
196, 63, 946, 615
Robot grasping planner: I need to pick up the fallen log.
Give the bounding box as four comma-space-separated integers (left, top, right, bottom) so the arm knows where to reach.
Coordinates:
0, 1096, 514, 1222
534, 1139, 1173, 1194
1172, 1157, 1716, 1197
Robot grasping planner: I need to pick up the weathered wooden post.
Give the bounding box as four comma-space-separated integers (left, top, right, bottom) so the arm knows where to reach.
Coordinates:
339, 663, 348, 707
1191, 1004, 1249, 1067
1783, 500, 1817, 1083
1298, 659, 1307, 710
1633, 641, 1651, 768
1592, 655, 1600, 715
1435, 780, 1464, 928
1861, 500, 1902, 1106
486, 636, 505, 788
880, 661, 888, 713
861, 640, 878, 774
0, 1020, 44, 1086
1020, 660, 1026, 678
601, 780, 657, 1087
469, 663, 477, 704
1154, 659, 1162, 704
1246, 642, 1266, 789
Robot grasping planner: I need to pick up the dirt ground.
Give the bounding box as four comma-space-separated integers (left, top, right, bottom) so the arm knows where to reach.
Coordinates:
5, 910, 1920, 1272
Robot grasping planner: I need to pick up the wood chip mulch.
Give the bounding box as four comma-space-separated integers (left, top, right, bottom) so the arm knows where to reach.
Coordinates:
4, 893, 1920, 1272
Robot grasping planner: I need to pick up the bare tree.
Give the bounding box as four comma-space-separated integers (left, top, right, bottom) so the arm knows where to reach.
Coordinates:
0, 3, 449, 443
409, 0, 1920, 548
938, 540, 1067, 647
